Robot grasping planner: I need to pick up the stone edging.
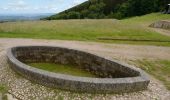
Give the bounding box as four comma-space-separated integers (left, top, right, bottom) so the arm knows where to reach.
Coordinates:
7, 46, 150, 93
149, 20, 170, 29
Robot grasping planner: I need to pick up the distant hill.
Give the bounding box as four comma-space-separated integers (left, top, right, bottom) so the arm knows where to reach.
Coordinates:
0, 13, 53, 22
44, 0, 170, 20
58, 0, 127, 16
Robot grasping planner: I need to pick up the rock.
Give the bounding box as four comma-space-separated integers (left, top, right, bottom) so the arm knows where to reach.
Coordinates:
149, 20, 170, 30
6, 93, 18, 100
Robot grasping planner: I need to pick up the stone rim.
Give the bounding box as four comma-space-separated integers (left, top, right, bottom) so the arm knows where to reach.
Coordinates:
7, 46, 150, 93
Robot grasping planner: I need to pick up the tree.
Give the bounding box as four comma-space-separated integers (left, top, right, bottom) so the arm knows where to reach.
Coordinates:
112, 0, 165, 19
88, 1, 106, 19
57, 13, 68, 19
81, 9, 89, 18
67, 11, 81, 19
43, 0, 170, 20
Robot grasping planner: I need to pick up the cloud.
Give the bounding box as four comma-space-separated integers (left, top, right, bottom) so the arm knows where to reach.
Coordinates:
2, 0, 28, 10
1, 0, 59, 11
9, 0, 27, 7
34, 5, 58, 12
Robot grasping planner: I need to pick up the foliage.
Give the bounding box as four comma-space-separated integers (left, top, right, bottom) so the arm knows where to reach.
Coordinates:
67, 11, 81, 19
0, 85, 8, 100
112, 0, 166, 19
0, 85, 7, 94
43, 0, 170, 20
0, 86, 6, 93
44, 0, 106, 20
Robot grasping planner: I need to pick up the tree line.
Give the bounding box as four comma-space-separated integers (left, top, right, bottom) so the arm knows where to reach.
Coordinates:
43, 0, 170, 20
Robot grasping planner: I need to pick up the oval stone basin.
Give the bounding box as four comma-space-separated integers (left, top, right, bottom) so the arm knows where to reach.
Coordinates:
7, 46, 150, 93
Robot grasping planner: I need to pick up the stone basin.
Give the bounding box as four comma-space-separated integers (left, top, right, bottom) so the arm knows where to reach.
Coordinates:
7, 46, 150, 93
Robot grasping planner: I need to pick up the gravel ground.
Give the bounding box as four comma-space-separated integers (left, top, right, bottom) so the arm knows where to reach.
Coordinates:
0, 38, 170, 100
0, 93, 2, 100
151, 28, 170, 36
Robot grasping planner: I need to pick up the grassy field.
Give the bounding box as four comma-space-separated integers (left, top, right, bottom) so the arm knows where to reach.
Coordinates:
132, 59, 170, 90
28, 63, 97, 77
0, 13, 170, 46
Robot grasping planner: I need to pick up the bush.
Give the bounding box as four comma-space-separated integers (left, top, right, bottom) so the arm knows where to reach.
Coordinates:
113, 0, 169, 19
67, 11, 81, 19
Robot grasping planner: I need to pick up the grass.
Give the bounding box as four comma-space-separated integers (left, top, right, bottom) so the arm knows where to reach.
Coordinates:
0, 13, 170, 46
28, 63, 97, 77
0, 85, 7, 93
132, 59, 170, 90
0, 85, 8, 100
0, 86, 5, 93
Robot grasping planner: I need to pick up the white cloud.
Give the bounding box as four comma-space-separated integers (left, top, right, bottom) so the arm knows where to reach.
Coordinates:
37, 5, 58, 11
2, 0, 28, 10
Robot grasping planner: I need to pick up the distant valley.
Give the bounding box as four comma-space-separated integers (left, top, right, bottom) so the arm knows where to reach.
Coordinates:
0, 13, 54, 22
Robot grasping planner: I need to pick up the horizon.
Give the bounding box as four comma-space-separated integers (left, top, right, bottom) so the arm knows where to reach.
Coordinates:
0, 13, 54, 16
0, 0, 87, 15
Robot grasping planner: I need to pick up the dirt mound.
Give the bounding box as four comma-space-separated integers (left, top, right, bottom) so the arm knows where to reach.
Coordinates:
149, 20, 170, 30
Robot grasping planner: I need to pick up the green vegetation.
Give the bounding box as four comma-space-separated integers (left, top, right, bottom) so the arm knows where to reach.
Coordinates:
0, 13, 170, 46
0, 85, 6, 93
44, 0, 170, 20
57, 95, 64, 100
0, 85, 8, 100
44, 0, 107, 20
133, 59, 170, 90
28, 63, 97, 77
110, 0, 169, 19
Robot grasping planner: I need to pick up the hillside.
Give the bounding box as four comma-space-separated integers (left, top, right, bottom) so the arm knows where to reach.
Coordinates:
44, 0, 127, 20
58, 0, 127, 16
44, 0, 170, 20
1, 13, 170, 46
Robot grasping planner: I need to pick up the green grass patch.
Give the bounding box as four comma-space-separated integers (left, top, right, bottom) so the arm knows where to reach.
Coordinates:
0, 13, 170, 46
0, 85, 8, 100
28, 63, 97, 77
0, 85, 7, 93
133, 59, 170, 90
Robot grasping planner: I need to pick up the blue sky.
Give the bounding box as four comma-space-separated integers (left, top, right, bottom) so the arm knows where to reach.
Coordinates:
0, 0, 87, 14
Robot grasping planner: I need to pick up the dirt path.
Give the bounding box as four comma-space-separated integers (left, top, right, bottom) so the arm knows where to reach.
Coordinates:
0, 38, 170, 100
0, 38, 170, 61
151, 28, 170, 36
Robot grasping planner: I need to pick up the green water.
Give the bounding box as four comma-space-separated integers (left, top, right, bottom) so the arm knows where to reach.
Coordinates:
28, 63, 97, 77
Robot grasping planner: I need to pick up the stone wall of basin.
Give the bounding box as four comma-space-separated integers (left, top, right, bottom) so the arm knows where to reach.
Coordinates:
7, 46, 150, 93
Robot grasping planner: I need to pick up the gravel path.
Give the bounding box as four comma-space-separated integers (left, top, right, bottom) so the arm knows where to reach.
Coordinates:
0, 93, 2, 100
0, 38, 170, 100
1, 38, 170, 60
151, 28, 170, 36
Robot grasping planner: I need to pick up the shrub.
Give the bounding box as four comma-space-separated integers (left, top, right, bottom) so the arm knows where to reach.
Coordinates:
67, 11, 81, 19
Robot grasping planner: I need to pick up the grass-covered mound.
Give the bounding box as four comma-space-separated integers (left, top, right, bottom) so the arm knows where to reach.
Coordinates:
28, 63, 97, 77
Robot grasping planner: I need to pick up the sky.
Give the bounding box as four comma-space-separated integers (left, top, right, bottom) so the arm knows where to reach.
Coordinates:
0, 0, 87, 14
